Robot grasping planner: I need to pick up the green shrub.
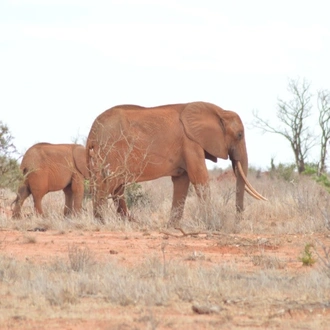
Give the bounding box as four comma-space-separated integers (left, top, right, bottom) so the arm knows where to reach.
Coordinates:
299, 243, 316, 266
125, 183, 150, 209
303, 164, 330, 191
0, 121, 22, 191
270, 163, 296, 182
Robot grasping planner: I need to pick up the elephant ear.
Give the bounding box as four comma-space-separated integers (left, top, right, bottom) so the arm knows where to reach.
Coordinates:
180, 103, 229, 160
73, 145, 89, 178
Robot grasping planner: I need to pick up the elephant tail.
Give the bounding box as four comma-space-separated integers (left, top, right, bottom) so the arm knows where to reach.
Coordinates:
85, 138, 100, 197
86, 140, 92, 173
11, 166, 28, 208
86, 139, 99, 172
11, 184, 30, 218
11, 194, 19, 209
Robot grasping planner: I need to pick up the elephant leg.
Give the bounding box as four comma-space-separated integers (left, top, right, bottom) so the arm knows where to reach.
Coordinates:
184, 146, 210, 201
183, 140, 210, 199
12, 185, 31, 218
91, 170, 128, 222
88, 160, 109, 222
113, 184, 129, 218
63, 185, 73, 217
32, 192, 45, 216
189, 169, 212, 222
92, 183, 109, 222
93, 199, 105, 221
71, 175, 85, 215
185, 151, 211, 219
92, 181, 110, 223
192, 181, 210, 203
168, 172, 190, 227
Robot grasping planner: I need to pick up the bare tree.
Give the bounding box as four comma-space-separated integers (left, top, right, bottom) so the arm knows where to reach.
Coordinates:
252, 78, 315, 174
317, 89, 330, 174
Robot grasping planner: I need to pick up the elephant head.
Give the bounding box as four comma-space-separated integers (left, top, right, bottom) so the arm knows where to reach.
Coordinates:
73, 145, 89, 179
180, 102, 266, 213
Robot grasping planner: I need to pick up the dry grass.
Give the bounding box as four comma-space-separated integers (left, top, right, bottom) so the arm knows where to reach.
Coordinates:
0, 244, 329, 327
2, 171, 329, 235
1, 171, 330, 328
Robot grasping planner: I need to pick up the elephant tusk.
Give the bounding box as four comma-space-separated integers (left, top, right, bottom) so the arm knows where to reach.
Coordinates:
236, 161, 268, 201
244, 185, 264, 200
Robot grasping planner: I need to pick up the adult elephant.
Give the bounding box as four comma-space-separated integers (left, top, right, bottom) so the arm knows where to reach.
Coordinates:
12, 143, 89, 218
86, 102, 266, 225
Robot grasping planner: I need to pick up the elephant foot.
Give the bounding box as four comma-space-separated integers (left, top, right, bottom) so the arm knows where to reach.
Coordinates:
166, 219, 180, 229
93, 214, 105, 224
128, 214, 137, 222
118, 212, 137, 223
235, 212, 244, 222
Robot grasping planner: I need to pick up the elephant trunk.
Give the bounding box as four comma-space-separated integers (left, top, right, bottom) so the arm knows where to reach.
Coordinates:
232, 157, 247, 213
230, 142, 248, 213
231, 145, 267, 213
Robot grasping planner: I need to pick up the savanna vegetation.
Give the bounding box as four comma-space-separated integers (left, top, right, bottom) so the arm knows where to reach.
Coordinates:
1, 166, 330, 329
1, 77, 330, 329
0, 121, 21, 191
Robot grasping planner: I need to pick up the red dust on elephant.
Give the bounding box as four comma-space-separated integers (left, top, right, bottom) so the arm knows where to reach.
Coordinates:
86, 102, 267, 225
12, 143, 89, 218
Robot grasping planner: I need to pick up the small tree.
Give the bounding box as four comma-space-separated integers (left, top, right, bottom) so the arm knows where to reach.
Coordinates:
252, 78, 316, 174
317, 89, 330, 174
0, 121, 21, 190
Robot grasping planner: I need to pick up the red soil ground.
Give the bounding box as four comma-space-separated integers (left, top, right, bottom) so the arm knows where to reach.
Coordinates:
1, 228, 330, 329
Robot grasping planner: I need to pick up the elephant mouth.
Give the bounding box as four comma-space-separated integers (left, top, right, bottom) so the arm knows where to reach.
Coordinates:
235, 162, 268, 201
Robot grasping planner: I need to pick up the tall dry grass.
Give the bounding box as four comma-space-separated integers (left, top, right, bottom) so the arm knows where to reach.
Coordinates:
1, 170, 330, 234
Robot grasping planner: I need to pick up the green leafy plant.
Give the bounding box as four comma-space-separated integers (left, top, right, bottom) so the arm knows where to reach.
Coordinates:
0, 121, 22, 191
299, 243, 316, 266
125, 183, 150, 209
303, 164, 330, 192
270, 162, 296, 182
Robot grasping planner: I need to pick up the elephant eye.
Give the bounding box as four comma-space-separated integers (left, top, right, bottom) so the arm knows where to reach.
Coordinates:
237, 131, 244, 140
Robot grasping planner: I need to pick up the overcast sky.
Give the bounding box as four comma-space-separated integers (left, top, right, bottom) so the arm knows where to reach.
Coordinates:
1, 0, 330, 170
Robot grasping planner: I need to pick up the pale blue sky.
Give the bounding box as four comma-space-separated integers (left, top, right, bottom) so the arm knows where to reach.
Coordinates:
1, 0, 330, 170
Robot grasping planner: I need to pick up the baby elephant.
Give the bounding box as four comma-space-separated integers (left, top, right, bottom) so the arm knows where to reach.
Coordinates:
12, 143, 89, 218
